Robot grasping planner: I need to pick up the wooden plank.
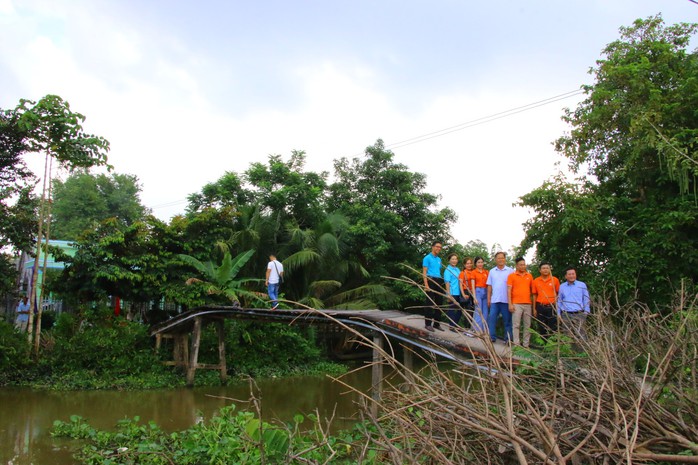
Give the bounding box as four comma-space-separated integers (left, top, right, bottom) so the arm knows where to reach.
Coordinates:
163, 361, 188, 367
196, 363, 225, 369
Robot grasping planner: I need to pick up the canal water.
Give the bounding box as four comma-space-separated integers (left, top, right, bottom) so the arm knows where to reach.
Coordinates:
0, 367, 376, 465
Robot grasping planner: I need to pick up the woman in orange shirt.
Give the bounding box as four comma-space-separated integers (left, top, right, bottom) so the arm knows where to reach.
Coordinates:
459, 257, 476, 328
471, 257, 489, 333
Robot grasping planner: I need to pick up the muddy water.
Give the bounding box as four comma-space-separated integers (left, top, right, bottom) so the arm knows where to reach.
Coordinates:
0, 367, 375, 465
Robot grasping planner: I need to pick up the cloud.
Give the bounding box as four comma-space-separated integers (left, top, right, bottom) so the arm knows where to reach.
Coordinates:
3, 0, 692, 254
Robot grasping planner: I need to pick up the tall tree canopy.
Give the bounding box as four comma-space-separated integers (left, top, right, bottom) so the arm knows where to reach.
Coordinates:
52, 171, 148, 240
519, 16, 698, 305
328, 140, 456, 278
1, 104, 37, 252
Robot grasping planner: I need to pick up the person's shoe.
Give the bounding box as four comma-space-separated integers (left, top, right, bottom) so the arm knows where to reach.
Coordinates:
271, 304, 279, 310
425, 326, 435, 332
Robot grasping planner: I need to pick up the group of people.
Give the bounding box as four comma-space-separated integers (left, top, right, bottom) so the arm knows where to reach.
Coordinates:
422, 241, 590, 346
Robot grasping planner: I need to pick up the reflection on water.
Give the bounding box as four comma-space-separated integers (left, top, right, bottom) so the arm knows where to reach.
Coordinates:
0, 366, 375, 465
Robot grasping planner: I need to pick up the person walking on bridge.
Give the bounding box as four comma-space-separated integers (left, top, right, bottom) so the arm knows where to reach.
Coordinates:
265, 254, 284, 310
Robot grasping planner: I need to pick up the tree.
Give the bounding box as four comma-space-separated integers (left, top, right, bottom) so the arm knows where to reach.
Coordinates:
328, 140, 456, 279
9, 95, 110, 347
245, 151, 328, 228
53, 217, 172, 305
52, 171, 148, 240
444, 239, 494, 268
282, 214, 396, 309
177, 249, 263, 306
185, 171, 252, 215
519, 16, 698, 305
0, 106, 37, 253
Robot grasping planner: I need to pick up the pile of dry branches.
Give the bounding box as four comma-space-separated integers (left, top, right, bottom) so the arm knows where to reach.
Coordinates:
339, 290, 698, 464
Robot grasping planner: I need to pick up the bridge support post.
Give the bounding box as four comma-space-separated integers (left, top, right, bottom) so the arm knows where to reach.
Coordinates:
371, 331, 384, 417
402, 346, 414, 392
186, 317, 203, 387
215, 320, 227, 383
403, 346, 413, 372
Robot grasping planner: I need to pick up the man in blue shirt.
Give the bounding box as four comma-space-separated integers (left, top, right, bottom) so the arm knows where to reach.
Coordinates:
422, 241, 445, 332
486, 252, 514, 343
557, 267, 590, 345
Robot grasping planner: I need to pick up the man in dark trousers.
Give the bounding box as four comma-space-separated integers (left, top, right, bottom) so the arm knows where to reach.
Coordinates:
422, 241, 445, 332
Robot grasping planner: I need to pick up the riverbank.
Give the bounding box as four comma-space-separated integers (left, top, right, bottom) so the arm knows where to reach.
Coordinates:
0, 368, 374, 465
0, 311, 348, 390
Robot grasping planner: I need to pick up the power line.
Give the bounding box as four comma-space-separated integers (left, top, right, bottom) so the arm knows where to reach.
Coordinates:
149, 89, 586, 212
386, 89, 584, 150
150, 199, 188, 209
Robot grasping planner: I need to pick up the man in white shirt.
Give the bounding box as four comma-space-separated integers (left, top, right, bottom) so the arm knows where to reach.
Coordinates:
265, 254, 284, 310
15, 296, 30, 331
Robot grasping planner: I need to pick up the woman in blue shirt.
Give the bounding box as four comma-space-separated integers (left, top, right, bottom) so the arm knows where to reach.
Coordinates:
444, 253, 463, 331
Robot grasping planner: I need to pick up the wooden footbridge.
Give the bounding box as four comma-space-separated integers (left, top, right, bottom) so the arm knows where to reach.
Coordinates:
149, 306, 517, 401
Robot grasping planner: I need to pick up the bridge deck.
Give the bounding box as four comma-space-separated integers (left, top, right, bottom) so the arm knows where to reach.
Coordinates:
150, 306, 515, 362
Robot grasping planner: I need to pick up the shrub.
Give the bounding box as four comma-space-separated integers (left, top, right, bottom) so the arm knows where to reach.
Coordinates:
52, 404, 375, 464
0, 321, 31, 381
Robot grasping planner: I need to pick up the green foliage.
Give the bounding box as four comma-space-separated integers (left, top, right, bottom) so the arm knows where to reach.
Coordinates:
186, 171, 252, 214
0, 105, 38, 251
14, 95, 110, 169
46, 311, 154, 373
51, 171, 148, 240
328, 140, 456, 280
0, 321, 32, 381
443, 239, 493, 268
245, 150, 328, 229
53, 216, 175, 304
178, 249, 263, 306
2, 309, 343, 389
53, 405, 374, 464
27, 308, 179, 390
282, 214, 397, 309
519, 16, 698, 305
190, 320, 344, 378
0, 254, 19, 297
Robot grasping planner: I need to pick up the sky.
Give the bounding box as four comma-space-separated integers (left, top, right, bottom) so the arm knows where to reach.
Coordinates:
1, 0, 696, 254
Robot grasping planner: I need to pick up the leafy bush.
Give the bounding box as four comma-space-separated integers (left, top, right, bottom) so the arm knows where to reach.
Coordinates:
0, 321, 31, 381
45, 310, 160, 375
52, 405, 377, 464
193, 320, 339, 378
2, 304, 345, 389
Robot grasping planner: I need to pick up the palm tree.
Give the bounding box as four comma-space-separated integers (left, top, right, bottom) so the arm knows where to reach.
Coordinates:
282, 214, 396, 309
177, 249, 263, 306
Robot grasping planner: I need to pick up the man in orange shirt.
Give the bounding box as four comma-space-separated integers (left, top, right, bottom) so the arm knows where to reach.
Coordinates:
531, 262, 560, 341
507, 257, 534, 348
